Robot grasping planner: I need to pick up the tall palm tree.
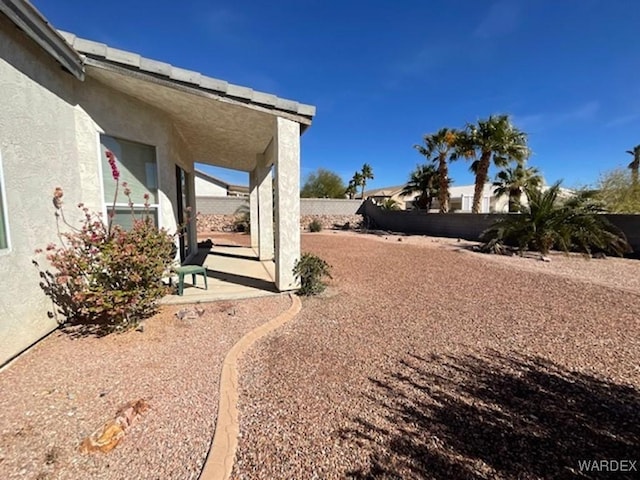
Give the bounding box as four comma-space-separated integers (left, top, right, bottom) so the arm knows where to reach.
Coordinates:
458, 115, 530, 213
350, 171, 364, 198
360, 163, 374, 199
345, 179, 358, 199
626, 145, 640, 189
401, 164, 440, 211
414, 128, 459, 213
493, 163, 543, 212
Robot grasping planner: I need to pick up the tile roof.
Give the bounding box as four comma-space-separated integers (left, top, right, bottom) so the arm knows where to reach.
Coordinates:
0, 0, 84, 79
58, 31, 316, 120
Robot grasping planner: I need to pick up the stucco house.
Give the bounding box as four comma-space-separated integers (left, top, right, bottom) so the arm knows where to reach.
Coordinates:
195, 169, 249, 198
368, 182, 573, 213
365, 183, 499, 212
0, 0, 315, 365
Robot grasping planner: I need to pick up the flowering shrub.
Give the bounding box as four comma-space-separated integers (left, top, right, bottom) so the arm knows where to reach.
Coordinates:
33, 151, 184, 334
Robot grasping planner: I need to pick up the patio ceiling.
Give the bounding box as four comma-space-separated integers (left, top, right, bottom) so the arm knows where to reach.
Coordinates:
59, 32, 315, 173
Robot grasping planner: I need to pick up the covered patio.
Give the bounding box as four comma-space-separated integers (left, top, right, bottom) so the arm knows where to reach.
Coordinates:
160, 239, 280, 304
60, 32, 316, 296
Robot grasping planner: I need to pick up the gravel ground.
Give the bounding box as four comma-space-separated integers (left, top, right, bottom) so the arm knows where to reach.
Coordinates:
232, 231, 640, 479
0, 295, 290, 480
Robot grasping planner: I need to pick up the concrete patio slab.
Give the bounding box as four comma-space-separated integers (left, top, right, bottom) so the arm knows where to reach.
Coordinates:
160, 245, 279, 305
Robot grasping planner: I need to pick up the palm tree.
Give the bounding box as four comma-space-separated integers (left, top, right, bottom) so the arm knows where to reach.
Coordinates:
401, 164, 440, 211
481, 183, 631, 256
626, 145, 640, 189
414, 128, 459, 213
458, 115, 530, 213
345, 179, 358, 199
493, 163, 543, 212
380, 198, 400, 210
360, 163, 374, 199
350, 171, 364, 198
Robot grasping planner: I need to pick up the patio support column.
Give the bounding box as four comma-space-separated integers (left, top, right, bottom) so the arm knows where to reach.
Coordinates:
249, 168, 259, 249
274, 117, 301, 291
256, 152, 274, 261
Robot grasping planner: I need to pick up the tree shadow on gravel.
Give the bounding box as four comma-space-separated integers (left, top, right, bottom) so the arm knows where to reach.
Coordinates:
338, 351, 639, 479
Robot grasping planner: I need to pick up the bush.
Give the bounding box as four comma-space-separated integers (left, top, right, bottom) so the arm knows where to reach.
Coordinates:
380, 198, 401, 210
293, 253, 332, 296
233, 203, 250, 233
308, 218, 323, 232
480, 183, 632, 257
33, 151, 182, 334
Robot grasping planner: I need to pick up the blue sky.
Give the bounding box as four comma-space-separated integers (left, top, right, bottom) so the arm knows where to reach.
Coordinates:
36, 0, 640, 191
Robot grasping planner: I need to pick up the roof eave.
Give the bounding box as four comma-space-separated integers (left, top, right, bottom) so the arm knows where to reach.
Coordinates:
85, 56, 314, 127
0, 0, 84, 80
58, 30, 315, 126
195, 169, 230, 188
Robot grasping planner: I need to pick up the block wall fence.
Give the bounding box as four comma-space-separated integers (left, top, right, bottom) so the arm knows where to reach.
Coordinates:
195, 197, 640, 252
358, 200, 640, 252
195, 197, 363, 215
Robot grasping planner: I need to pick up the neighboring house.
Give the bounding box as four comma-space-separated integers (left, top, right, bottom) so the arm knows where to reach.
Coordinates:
369, 182, 573, 213
444, 184, 500, 213
0, 0, 315, 365
363, 185, 414, 209
442, 184, 575, 213
195, 170, 249, 197
364, 184, 500, 212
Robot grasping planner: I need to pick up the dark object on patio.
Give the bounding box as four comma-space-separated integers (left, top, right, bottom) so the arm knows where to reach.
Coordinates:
198, 239, 214, 249
333, 222, 352, 230
175, 265, 208, 295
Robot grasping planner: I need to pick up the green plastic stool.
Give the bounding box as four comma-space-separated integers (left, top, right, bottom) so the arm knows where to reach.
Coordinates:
175, 265, 208, 295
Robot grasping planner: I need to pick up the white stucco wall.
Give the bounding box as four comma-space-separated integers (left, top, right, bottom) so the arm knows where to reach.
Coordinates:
195, 174, 228, 197
0, 16, 193, 365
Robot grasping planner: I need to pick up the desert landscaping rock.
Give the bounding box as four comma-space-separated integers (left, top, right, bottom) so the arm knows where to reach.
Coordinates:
197, 214, 362, 233
231, 232, 640, 479
0, 295, 290, 480
1, 231, 639, 479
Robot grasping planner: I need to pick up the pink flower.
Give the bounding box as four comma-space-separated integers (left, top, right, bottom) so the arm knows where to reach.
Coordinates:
105, 150, 120, 181
52, 187, 64, 209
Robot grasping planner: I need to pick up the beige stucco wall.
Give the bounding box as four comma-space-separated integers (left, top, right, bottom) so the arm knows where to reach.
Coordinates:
0, 17, 194, 365
195, 174, 228, 197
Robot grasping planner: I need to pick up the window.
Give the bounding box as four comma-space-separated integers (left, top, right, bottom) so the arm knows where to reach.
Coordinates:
0, 151, 9, 251
100, 136, 158, 229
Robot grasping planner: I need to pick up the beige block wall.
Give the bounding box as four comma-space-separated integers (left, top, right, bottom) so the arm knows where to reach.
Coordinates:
0, 18, 193, 365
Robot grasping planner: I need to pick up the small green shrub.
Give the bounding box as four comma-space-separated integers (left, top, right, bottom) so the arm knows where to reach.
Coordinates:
308, 218, 323, 232
33, 150, 185, 334
293, 253, 332, 296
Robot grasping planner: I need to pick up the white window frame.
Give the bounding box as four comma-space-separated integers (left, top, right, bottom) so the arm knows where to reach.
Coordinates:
0, 150, 11, 254
96, 133, 162, 229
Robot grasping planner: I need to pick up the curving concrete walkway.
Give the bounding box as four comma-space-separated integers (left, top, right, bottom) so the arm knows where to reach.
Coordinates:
199, 293, 302, 480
